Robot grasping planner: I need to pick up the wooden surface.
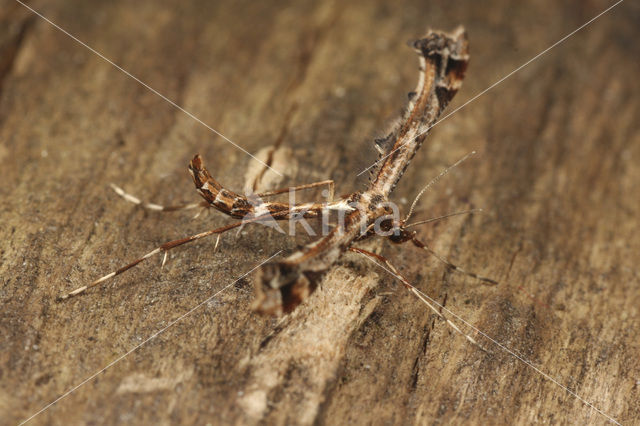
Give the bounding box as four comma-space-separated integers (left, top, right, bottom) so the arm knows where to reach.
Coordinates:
1, 0, 638, 424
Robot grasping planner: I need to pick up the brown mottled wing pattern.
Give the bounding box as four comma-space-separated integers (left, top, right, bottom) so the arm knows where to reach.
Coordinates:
189, 155, 312, 220
371, 27, 469, 195
252, 28, 470, 316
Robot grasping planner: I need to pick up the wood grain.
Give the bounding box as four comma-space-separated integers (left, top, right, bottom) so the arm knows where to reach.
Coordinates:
1, 0, 638, 424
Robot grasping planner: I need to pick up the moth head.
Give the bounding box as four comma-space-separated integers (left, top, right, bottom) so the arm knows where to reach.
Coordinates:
388, 228, 415, 244
251, 262, 319, 316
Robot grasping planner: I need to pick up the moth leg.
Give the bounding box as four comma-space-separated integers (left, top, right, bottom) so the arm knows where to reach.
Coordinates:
214, 234, 222, 253
349, 247, 489, 351
248, 103, 299, 192
256, 180, 335, 203
58, 221, 245, 301
409, 235, 497, 286
110, 183, 209, 214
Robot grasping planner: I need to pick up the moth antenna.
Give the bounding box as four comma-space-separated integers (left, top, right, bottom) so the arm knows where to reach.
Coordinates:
404, 151, 476, 223
57, 221, 247, 301
410, 236, 498, 286
350, 247, 490, 352
110, 183, 206, 212
404, 208, 483, 229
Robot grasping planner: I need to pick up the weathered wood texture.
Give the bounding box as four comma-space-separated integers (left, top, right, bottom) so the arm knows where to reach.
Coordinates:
1, 0, 638, 424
